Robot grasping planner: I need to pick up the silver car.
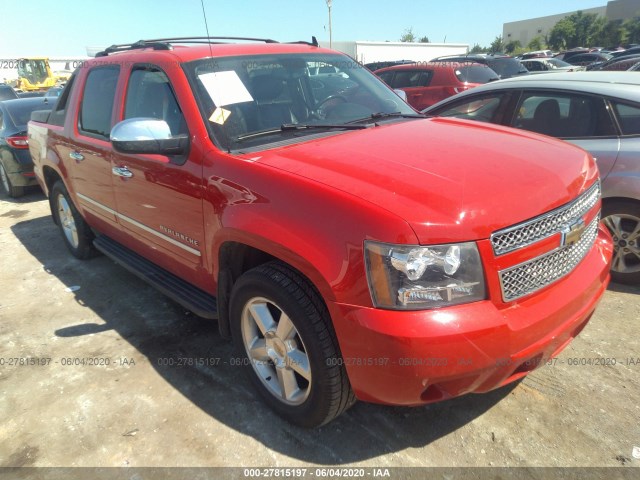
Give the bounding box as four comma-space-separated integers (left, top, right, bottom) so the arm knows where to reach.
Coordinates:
520, 58, 583, 73
423, 72, 640, 284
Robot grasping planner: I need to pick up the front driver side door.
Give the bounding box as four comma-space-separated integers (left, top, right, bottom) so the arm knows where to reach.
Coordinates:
111, 64, 207, 290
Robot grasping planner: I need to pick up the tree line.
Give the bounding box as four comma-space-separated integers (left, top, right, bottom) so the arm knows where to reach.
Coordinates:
401, 11, 640, 55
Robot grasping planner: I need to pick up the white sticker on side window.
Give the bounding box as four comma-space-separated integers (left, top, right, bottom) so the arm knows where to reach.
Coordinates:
199, 71, 253, 106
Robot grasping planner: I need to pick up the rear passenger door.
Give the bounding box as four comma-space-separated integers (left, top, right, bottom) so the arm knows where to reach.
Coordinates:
111, 65, 207, 289
67, 65, 120, 233
510, 91, 620, 179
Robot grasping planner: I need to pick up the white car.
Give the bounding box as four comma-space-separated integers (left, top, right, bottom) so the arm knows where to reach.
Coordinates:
521, 58, 583, 73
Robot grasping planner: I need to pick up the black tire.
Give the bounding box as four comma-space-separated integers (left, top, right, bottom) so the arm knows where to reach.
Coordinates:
50, 181, 97, 259
602, 199, 640, 285
229, 261, 355, 427
0, 162, 24, 198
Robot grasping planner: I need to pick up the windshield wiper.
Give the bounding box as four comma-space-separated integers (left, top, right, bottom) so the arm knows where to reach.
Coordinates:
371, 111, 426, 119
347, 111, 426, 124
234, 122, 373, 142
281, 123, 373, 131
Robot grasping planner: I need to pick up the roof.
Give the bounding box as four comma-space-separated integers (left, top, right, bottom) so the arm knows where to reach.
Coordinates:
85, 39, 339, 67
374, 61, 485, 73
492, 71, 640, 86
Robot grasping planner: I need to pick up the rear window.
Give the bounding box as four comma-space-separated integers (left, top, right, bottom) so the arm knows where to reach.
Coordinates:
454, 65, 499, 84
0, 86, 19, 101
5, 100, 49, 127
487, 58, 527, 76
386, 70, 432, 88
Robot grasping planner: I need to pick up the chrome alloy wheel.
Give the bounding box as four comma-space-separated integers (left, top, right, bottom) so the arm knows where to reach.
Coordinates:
603, 213, 640, 275
57, 194, 79, 249
240, 297, 312, 405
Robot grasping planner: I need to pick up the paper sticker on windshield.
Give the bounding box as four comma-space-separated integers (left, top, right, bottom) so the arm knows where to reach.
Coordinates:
209, 107, 231, 125
199, 71, 253, 106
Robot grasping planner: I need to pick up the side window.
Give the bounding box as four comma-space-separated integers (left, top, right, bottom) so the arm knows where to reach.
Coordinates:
0, 111, 4, 130
611, 102, 640, 135
390, 70, 431, 88
377, 71, 395, 85
513, 93, 616, 138
79, 66, 119, 139
124, 67, 186, 136
48, 73, 76, 127
432, 93, 506, 123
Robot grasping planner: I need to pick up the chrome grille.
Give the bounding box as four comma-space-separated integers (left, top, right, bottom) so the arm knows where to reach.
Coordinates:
491, 183, 600, 256
499, 215, 599, 302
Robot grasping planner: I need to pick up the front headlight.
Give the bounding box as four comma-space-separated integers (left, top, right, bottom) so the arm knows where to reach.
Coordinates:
364, 240, 486, 310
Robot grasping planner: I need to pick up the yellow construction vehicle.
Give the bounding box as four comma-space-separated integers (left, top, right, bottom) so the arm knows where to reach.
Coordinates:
16, 58, 60, 91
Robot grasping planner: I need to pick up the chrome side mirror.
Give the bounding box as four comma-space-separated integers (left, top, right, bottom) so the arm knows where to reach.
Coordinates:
111, 118, 188, 156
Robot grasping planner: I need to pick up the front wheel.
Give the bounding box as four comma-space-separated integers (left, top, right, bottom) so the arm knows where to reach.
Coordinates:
50, 181, 97, 259
229, 262, 355, 427
602, 199, 640, 285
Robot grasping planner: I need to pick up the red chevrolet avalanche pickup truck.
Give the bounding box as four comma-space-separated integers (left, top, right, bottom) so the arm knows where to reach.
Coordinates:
28, 37, 613, 427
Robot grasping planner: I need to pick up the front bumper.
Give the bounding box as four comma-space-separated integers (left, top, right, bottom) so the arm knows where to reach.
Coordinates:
329, 225, 613, 405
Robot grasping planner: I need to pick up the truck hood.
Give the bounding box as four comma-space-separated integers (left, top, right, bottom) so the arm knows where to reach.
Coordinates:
243, 118, 598, 244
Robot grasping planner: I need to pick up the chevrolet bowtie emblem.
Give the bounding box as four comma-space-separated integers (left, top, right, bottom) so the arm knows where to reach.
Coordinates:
561, 218, 586, 247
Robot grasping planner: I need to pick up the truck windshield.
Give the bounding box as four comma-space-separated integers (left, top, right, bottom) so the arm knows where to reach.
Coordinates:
184, 53, 416, 151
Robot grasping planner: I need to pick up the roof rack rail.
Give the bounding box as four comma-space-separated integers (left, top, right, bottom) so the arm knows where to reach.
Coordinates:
144, 36, 279, 44
95, 40, 172, 57
94, 36, 319, 57
286, 36, 319, 47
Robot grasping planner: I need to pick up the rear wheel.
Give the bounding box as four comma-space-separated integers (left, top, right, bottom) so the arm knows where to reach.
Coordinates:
50, 181, 96, 259
602, 199, 640, 285
229, 262, 355, 427
0, 162, 24, 198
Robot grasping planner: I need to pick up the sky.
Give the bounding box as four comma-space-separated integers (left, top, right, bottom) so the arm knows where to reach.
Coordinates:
0, 0, 608, 58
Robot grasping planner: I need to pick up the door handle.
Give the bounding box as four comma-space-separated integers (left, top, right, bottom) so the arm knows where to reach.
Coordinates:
112, 166, 133, 178
69, 151, 84, 162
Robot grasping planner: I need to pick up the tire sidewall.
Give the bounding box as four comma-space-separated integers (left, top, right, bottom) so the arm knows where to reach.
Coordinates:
602, 199, 640, 285
229, 268, 338, 427
50, 181, 95, 259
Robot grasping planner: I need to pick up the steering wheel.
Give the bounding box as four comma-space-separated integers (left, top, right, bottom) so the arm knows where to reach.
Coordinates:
315, 95, 348, 119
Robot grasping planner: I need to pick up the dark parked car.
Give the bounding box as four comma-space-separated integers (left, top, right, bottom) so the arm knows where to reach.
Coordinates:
554, 48, 591, 62
423, 72, 640, 284
611, 46, 640, 58
0, 84, 19, 101
44, 86, 64, 98
565, 52, 612, 67
430, 54, 528, 79
375, 62, 498, 110
17, 91, 46, 98
0, 97, 52, 197
588, 55, 640, 71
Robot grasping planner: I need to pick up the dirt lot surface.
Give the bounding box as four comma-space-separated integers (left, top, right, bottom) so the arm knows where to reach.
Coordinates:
1, 190, 639, 475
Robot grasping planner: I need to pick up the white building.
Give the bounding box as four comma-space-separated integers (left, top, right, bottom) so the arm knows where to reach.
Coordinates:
327, 41, 469, 64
